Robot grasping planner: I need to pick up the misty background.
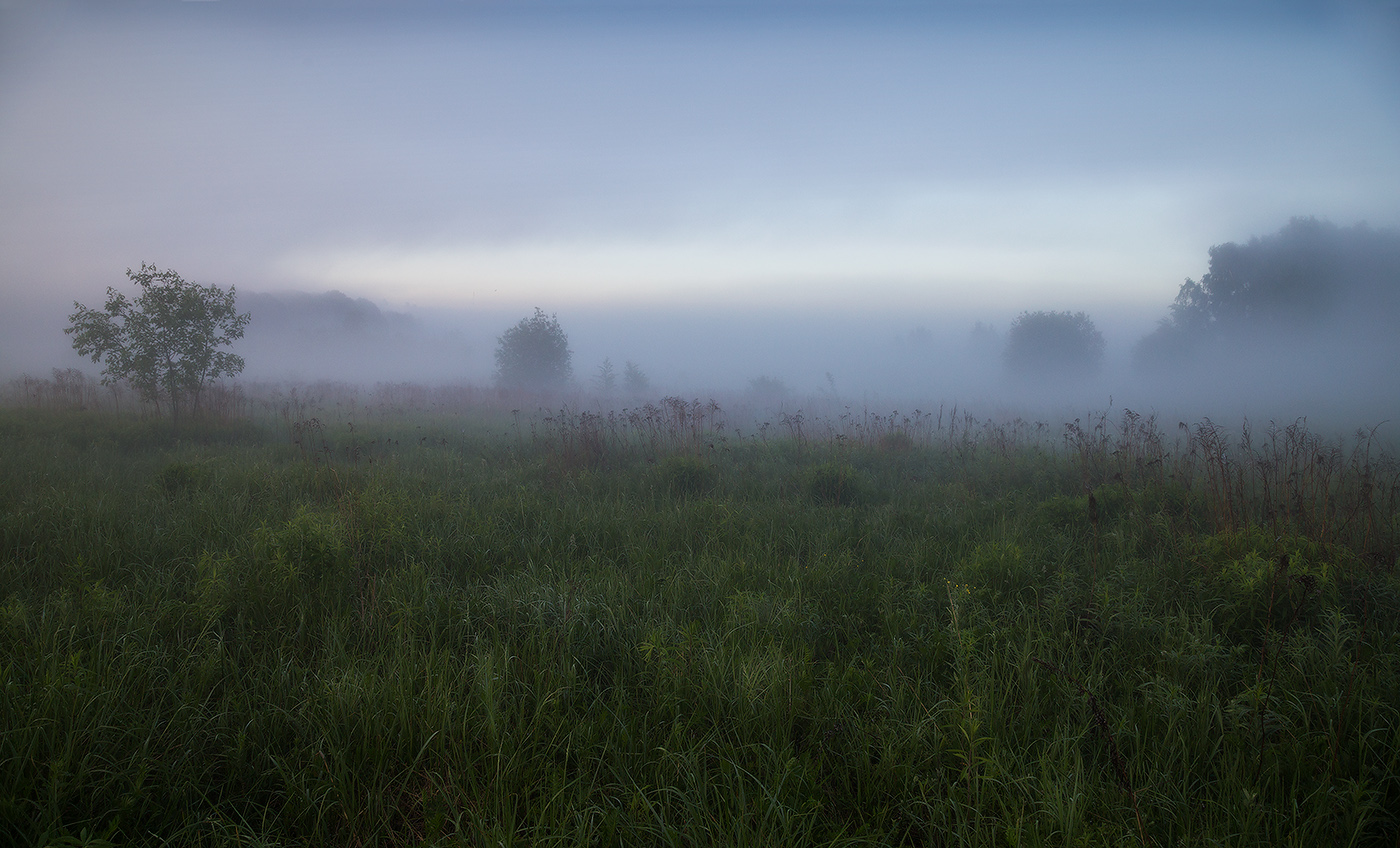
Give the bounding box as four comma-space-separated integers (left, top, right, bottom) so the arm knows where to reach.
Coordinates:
2, 1, 1398, 429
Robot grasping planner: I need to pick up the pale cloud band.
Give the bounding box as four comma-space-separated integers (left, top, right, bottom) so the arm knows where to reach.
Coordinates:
2, 2, 1397, 324
275, 181, 1218, 310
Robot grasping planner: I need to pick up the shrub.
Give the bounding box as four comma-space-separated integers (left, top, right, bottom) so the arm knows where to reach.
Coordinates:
1197, 528, 1339, 637
255, 504, 349, 584
659, 455, 717, 497
494, 308, 572, 390
805, 461, 862, 506
1003, 310, 1105, 380
157, 460, 213, 497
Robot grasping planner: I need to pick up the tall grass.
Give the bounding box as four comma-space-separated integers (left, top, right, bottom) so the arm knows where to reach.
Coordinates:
1, 402, 1397, 846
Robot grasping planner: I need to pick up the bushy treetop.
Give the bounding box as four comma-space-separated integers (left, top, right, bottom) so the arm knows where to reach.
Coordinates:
1134, 217, 1400, 371
1003, 310, 1105, 380
66, 263, 249, 421
494, 308, 572, 390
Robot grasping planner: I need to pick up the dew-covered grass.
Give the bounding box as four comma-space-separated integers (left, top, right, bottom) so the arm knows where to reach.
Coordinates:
2, 402, 1397, 846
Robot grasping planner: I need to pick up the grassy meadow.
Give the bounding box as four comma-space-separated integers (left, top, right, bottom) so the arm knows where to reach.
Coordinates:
1, 393, 1398, 846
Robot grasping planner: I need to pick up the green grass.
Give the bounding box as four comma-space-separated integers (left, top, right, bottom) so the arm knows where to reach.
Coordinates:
1, 405, 1398, 846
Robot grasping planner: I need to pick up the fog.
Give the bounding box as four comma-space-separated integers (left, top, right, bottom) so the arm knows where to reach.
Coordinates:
15, 274, 1398, 435
2, 1, 1398, 433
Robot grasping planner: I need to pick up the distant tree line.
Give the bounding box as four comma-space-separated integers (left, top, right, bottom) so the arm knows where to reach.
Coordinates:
987, 217, 1400, 384
67, 217, 1393, 408
1134, 217, 1400, 370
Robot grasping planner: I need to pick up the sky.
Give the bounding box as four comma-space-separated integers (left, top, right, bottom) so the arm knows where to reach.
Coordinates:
1, 0, 1398, 403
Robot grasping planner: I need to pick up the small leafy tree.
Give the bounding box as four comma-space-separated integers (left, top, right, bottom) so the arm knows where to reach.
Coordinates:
494, 308, 572, 390
1003, 310, 1104, 380
66, 264, 249, 422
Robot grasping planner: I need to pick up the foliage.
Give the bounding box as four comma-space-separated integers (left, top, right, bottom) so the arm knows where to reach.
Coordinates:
592, 357, 617, 394
1002, 310, 1105, 379
2, 405, 1398, 846
657, 454, 716, 496
1134, 217, 1400, 370
1131, 315, 1200, 372
622, 360, 649, 395
1174, 217, 1354, 329
804, 460, 863, 505
65, 264, 249, 422
493, 308, 571, 390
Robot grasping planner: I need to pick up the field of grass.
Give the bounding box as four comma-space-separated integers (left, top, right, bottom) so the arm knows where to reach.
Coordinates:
2, 398, 1398, 846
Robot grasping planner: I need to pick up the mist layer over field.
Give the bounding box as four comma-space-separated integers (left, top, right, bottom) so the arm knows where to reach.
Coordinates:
8, 284, 1396, 437
2, 2, 1397, 430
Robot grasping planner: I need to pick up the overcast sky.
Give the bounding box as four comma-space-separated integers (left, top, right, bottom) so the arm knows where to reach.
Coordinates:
2, 0, 1398, 391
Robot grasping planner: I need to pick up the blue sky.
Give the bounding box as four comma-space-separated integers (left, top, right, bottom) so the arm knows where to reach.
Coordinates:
1, 1, 1398, 387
